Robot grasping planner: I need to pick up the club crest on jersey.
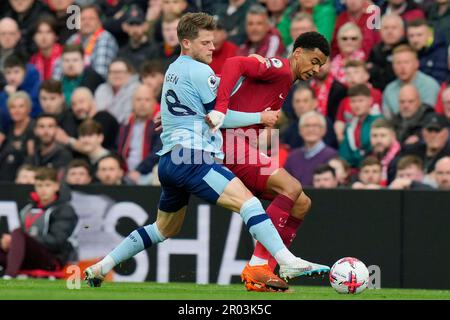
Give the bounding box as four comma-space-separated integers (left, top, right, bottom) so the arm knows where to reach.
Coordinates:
270, 58, 283, 68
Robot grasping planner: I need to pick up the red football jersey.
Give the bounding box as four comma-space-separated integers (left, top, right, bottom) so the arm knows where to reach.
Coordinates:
215, 56, 294, 132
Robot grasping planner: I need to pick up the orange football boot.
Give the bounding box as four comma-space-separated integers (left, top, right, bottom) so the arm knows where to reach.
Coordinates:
241, 263, 289, 292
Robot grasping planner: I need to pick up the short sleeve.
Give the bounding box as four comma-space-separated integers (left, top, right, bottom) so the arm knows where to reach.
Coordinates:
190, 65, 218, 105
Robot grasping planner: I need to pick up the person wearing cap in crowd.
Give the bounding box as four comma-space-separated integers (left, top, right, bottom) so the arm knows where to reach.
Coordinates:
118, 4, 157, 72
396, 113, 450, 175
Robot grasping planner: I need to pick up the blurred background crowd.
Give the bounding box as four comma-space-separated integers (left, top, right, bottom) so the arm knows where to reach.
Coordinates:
0, 0, 450, 191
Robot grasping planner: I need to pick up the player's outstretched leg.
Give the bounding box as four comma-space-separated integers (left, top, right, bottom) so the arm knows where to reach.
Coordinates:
217, 177, 329, 286
242, 168, 328, 288
84, 207, 186, 287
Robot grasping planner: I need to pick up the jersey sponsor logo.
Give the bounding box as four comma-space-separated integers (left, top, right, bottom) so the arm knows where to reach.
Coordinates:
270, 58, 283, 68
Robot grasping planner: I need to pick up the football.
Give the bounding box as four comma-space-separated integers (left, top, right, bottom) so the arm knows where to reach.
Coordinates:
329, 257, 370, 294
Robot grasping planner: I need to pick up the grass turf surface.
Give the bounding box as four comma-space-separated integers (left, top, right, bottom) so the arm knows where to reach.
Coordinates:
1, 279, 450, 300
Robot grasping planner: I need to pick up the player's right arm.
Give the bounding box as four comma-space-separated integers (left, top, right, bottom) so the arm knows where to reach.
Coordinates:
214, 56, 283, 114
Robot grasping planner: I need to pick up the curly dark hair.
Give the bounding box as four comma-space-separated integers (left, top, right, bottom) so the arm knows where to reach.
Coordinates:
292, 31, 330, 57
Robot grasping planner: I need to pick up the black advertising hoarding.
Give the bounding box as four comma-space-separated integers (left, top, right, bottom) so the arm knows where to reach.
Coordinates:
0, 184, 447, 289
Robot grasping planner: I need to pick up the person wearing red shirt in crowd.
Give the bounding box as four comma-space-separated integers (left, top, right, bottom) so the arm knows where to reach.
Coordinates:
0, 167, 77, 279
382, 0, 425, 22
330, 22, 367, 85
331, 0, 381, 58
237, 4, 285, 58
434, 81, 450, 115
30, 15, 63, 81
369, 118, 401, 185
334, 60, 382, 143
210, 20, 238, 75
207, 32, 330, 292
310, 58, 347, 122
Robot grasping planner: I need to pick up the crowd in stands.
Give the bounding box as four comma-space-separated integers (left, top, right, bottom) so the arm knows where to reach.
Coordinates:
0, 0, 450, 192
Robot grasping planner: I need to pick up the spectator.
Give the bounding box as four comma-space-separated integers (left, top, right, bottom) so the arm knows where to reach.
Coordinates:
75, 119, 110, 169
139, 60, 165, 104
334, 60, 383, 143
382, 0, 425, 22
150, 17, 181, 70
352, 156, 383, 189
118, 84, 161, 184
309, 59, 347, 122
281, 85, 337, 149
331, 0, 381, 58
213, 0, 254, 46
370, 118, 401, 185
330, 22, 366, 85
46, 0, 77, 43
284, 110, 338, 187
0, 167, 78, 278
53, 44, 104, 106
94, 58, 140, 125
15, 164, 36, 184
0, 92, 34, 182
148, 0, 196, 45
95, 154, 134, 185
406, 19, 449, 84
65, 4, 119, 78
64, 158, 92, 185
277, 0, 336, 46
5, 0, 51, 54
265, 0, 289, 25
400, 113, 450, 174
118, 4, 157, 72
427, 0, 450, 47
391, 84, 435, 145
210, 20, 238, 75
0, 55, 41, 132
312, 164, 339, 188
98, 0, 137, 48
339, 84, 381, 168
58, 87, 119, 151
435, 80, 450, 114
389, 155, 434, 189
367, 13, 407, 90
434, 156, 450, 190
328, 156, 352, 187
39, 80, 66, 118
30, 15, 63, 81
383, 45, 440, 119
0, 18, 24, 73
237, 4, 285, 58
26, 113, 72, 175
439, 87, 450, 133
283, 12, 316, 58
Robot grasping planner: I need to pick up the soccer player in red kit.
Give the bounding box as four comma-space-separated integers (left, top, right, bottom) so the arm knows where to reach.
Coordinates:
206, 32, 330, 292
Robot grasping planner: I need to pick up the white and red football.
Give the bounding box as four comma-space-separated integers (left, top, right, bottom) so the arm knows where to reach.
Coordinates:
329, 257, 370, 294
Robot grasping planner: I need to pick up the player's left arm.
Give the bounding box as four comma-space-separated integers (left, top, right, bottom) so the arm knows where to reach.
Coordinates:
222, 109, 280, 128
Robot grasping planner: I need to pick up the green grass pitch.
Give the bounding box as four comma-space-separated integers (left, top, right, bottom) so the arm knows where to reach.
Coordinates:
1, 279, 450, 300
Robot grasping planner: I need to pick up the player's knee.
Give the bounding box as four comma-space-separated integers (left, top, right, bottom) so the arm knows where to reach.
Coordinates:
156, 220, 182, 238
158, 225, 181, 238
282, 178, 302, 201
